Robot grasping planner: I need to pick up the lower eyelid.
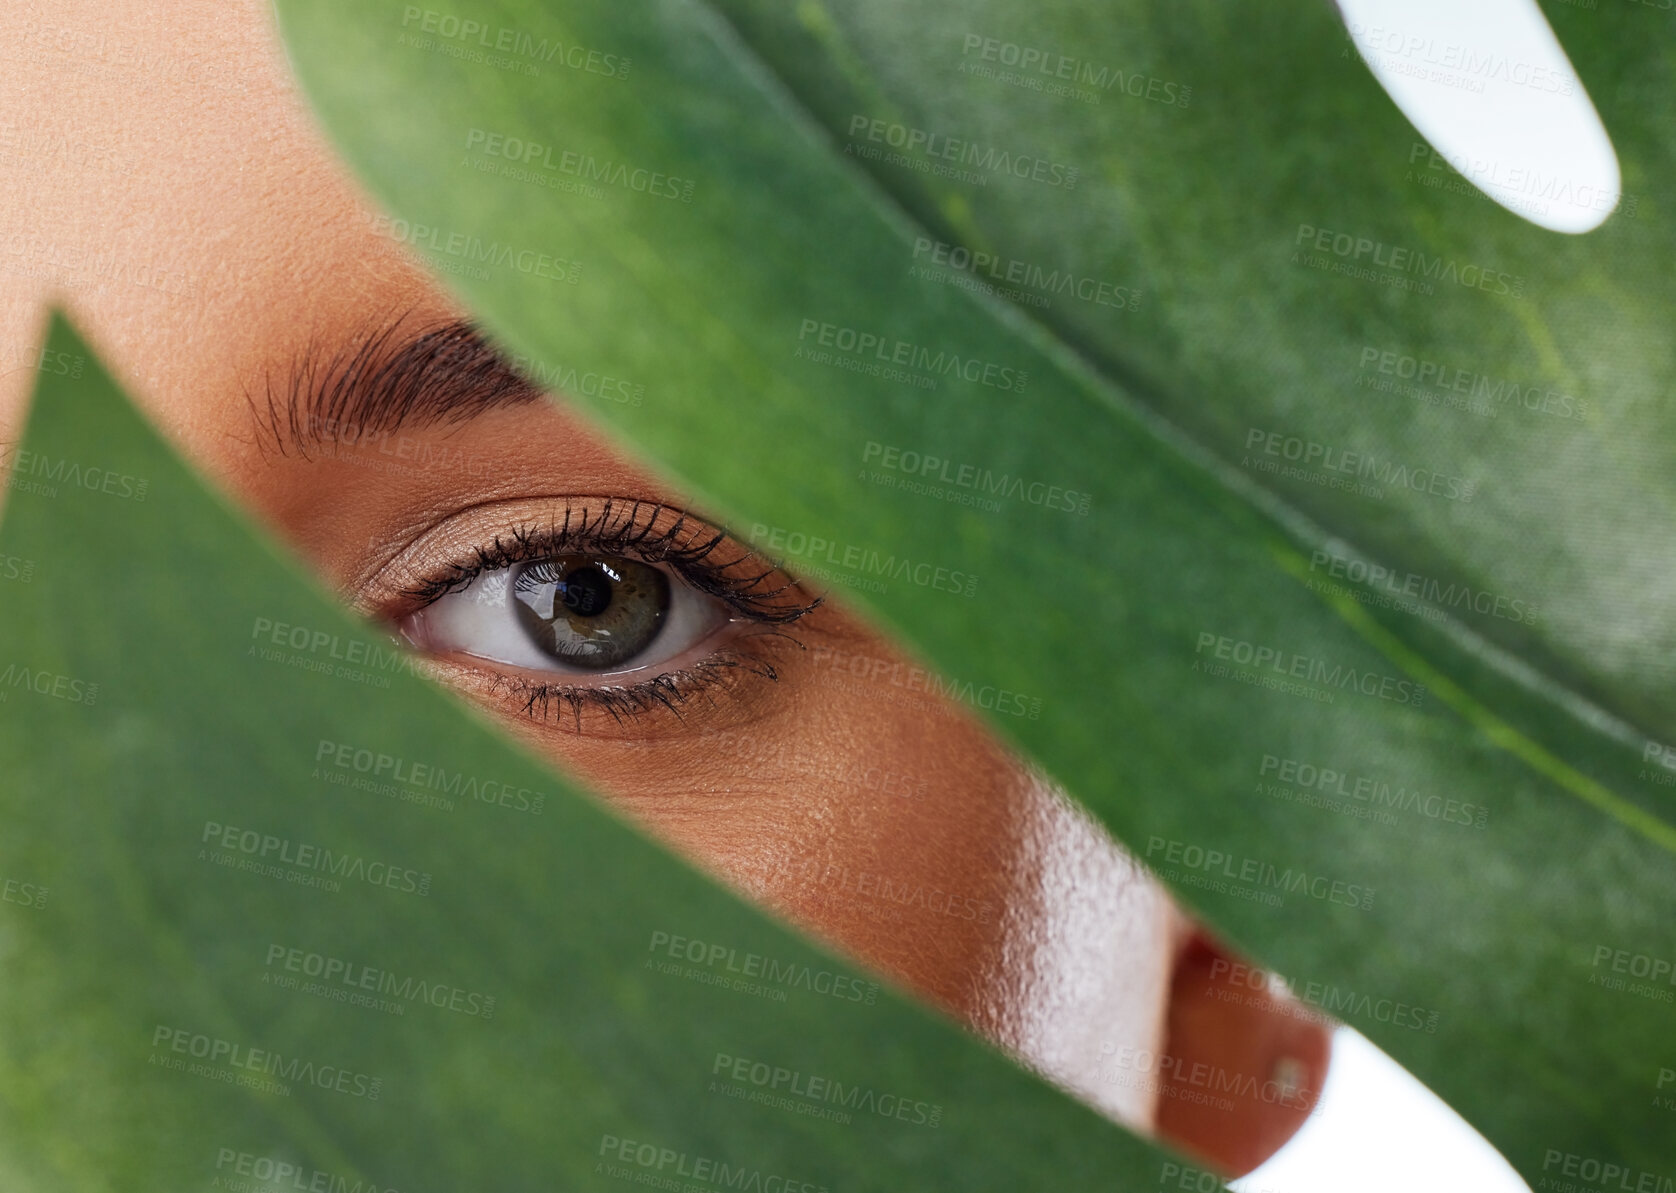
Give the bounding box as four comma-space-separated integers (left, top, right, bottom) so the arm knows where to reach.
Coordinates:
412, 623, 810, 738
419, 607, 742, 689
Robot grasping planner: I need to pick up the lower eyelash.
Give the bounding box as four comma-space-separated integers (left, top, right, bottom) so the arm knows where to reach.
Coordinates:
478, 628, 806, 731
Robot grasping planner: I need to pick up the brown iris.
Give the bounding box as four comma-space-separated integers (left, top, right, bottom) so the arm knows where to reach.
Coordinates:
511, 555, 671, 670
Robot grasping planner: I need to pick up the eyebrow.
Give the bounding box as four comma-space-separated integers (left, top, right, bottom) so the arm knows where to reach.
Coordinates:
252, 317, 545, 458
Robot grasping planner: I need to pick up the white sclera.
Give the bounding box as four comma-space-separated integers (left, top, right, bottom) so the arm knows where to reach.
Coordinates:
410, 560, 730, 678
1341, 0, 1621, 234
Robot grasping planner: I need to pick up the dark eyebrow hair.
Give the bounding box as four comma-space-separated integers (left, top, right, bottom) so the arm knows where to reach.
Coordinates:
251, 317, 546, 458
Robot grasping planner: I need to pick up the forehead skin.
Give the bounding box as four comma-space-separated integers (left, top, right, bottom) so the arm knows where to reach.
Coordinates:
0, 0, 1267, 1156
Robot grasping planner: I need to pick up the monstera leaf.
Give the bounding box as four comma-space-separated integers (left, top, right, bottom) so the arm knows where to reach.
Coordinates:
256, 0, 1676, 1183
0, 316, 1209, 1189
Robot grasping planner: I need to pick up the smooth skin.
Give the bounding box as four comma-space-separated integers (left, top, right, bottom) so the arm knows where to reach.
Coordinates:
0, 0, 1326, 1175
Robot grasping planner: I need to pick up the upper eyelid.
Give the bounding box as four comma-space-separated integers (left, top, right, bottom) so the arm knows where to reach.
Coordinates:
370, 495, 822, 625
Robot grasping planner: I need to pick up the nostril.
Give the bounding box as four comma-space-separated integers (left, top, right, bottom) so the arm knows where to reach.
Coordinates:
1337, 0, 1622, 234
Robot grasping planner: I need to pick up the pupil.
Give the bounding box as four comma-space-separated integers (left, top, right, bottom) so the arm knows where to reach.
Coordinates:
559, 565, 613, 618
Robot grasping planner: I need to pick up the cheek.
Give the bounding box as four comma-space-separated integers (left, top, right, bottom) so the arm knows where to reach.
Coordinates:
530, 633, 1178, 1132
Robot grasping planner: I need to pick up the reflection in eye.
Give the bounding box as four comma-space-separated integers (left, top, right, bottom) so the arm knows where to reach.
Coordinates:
387, 498, 820, 727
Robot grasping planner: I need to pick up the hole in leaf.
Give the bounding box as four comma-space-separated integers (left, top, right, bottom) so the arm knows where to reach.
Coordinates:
1338, 0, 1621, 233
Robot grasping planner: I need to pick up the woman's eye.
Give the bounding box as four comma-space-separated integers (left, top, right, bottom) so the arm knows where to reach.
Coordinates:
399, 552, 730, 680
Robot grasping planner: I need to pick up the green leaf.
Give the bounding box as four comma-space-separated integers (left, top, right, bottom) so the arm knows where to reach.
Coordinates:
270, 0, 1676, 1180
0, 315, 1210, 1188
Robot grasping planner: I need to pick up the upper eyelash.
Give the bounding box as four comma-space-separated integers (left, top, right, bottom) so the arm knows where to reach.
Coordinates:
397, 496, 822, 625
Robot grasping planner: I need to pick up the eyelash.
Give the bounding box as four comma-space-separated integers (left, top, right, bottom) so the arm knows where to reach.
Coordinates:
396, 497, 822, 729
